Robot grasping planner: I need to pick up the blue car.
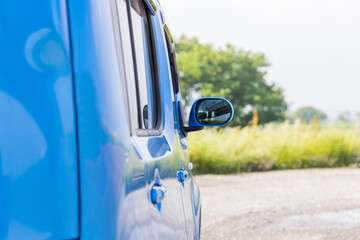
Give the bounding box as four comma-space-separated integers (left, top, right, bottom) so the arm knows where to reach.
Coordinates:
0, 0, 233, 239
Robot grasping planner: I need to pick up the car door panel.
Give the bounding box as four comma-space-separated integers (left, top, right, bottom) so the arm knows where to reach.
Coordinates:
68, 0, 153, 238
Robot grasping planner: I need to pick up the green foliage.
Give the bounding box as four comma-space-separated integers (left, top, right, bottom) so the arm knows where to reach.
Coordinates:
175, 35, 288, 126
188, 123, 360, 174
290, 106, 327, 123
337, 111, 351, 124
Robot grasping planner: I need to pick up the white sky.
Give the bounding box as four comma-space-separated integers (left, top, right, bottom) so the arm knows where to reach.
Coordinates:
161, 0, 360, 118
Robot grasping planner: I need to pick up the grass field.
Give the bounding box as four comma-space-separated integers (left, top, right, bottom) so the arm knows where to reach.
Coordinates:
188, 121, 360, 174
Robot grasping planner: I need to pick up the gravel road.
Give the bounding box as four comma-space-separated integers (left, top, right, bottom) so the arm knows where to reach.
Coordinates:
195, 168, 360, 240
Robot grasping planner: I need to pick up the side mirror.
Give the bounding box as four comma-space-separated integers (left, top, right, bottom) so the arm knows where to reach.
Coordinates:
184, 97, 233, 132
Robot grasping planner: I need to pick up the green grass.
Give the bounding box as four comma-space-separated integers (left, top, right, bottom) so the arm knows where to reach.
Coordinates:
188, 122, 360, 174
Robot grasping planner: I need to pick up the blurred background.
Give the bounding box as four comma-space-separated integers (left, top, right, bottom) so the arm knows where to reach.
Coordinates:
161, 0, 360, 174
161, 0, 360, 239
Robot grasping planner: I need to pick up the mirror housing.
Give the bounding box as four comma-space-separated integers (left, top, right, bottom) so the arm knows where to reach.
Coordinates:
184, 97, 233, 132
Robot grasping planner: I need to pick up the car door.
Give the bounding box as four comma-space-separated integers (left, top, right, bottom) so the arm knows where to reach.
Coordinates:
68, 0, 156, 238
116, 0, 188, 238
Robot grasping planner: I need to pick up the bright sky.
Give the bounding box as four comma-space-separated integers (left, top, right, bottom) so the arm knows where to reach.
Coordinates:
161, 0, 360, 119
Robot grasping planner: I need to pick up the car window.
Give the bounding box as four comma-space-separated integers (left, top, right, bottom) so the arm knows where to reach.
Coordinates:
116, 0, 160, 134
130, 5, 155, 129
116, 0, 139, 132
116, 0, 139, 131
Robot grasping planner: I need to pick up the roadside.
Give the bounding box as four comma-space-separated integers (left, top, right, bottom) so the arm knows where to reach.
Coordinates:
196, 168, 360, 240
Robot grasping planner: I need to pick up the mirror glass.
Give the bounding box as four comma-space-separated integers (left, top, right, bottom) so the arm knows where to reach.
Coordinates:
196, 99, 232, 125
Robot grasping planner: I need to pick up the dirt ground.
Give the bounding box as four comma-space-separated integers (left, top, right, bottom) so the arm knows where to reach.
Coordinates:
195, 168, 360, 240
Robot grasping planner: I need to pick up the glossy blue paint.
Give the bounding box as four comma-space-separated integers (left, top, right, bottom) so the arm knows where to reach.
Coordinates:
0, 0, 79, 239
189, 97, 234, 127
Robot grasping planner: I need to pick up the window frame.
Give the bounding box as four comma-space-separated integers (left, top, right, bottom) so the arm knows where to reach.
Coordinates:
125, 0, 163, 136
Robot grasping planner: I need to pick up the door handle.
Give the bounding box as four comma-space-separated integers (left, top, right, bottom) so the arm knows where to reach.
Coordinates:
150, 183, 166, 204
150, 169, 166, 205
177, 168, 189, 184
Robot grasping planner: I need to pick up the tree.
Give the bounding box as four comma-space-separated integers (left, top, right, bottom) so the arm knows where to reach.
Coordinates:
337, 111, 350, 124
290, 106, 327, 124
175, 35, 288, 126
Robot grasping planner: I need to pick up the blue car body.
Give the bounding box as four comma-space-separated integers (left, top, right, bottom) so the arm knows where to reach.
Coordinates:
0, 0, 232, 239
